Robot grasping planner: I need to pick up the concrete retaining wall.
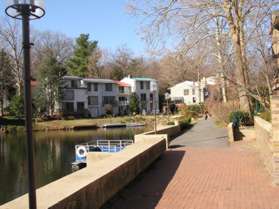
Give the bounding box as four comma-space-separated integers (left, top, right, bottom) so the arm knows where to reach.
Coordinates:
254, 117, 273, 174
1, 123, 184, 209
143, 124, 182, 141
1, 136, 167, 209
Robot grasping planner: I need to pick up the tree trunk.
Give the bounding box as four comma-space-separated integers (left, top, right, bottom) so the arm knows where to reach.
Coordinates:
215, 18, 228, 103
223, 0, 252, 114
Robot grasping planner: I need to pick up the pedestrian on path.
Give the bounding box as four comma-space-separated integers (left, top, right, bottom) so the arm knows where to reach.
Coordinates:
204, 110, 209, 120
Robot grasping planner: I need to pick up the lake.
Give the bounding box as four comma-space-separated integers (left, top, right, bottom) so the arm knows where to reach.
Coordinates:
0, 128, 146, 205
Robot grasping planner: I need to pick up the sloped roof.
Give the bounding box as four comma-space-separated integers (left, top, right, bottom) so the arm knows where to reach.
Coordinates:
115, 81, 130, 87
170, 80, 198, 89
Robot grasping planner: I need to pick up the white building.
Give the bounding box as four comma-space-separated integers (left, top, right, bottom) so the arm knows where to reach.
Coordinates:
59, 75, 159, 117
169, 77, 216, 105
121, 76, 159, 114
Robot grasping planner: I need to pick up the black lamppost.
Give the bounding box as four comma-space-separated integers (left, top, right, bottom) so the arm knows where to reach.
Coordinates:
5, 1, 45, 209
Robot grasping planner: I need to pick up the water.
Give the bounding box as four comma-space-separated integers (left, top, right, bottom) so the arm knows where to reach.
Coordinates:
0, 128, 145, 205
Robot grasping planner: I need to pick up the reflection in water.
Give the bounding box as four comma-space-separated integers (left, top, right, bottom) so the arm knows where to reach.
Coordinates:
0, 128, 145, 205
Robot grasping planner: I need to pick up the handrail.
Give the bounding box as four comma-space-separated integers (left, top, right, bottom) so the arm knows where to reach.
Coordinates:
76, 140, 134, 154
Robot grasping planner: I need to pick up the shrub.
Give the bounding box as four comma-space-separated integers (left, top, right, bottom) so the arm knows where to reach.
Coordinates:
229, 111, 253, 126
129, 93, 139, 114
179, 116, 192, 130
7, 95, 25, 118
188, 104, 204, 118
178, 104, 192, 119
208, 101, 240, 125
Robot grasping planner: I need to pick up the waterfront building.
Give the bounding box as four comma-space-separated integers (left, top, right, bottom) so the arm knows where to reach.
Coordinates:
169, 77, 216, 105
121, 76, 159, 114
59, 75, 159, 117
59, 76, 119, 117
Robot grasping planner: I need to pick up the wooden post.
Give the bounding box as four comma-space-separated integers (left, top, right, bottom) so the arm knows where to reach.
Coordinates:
271, 10, 279, 185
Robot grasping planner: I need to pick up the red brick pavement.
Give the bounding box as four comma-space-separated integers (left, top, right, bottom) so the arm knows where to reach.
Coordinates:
102, 144, 279, 209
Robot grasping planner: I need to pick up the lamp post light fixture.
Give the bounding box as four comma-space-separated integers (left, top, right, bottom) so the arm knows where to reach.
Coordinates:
5, 1, 45, 209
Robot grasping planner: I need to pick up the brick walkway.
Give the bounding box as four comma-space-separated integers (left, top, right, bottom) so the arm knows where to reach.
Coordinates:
102, 120, 279, 209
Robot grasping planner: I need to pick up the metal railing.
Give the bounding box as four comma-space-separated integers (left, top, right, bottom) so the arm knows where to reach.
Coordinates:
76, 139, 134, 154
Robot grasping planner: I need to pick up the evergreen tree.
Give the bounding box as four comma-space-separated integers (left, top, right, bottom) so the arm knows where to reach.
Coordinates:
67, 34, 98, 77
36, 54, 66, 116
129, 93, 139, 114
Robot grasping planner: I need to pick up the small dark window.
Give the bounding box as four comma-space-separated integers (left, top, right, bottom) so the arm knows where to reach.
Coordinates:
146, 82, 150, 90
119, 86, 124, 93
63, 102, 74, 113
141, 93, 147, 101
150, 93, 153, 100
105, 83, 113, 92
88, 96, 98, 105
87, 83, 91, 91
94, 83, 98, 91
184, 89, 189, 96
140, 81, 144, 90
103, 96, 115, 105
71, 80, 78, 88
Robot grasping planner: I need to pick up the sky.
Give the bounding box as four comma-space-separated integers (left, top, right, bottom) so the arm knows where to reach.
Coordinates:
0, 0, 146, 56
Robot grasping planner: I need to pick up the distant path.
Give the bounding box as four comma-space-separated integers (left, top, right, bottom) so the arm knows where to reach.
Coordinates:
170, 118, 228, 148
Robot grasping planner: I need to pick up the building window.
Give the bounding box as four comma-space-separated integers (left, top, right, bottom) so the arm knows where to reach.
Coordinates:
119, 96, 127, 102
150, 93, 153, 101
94, 83, 98, 91
192, 89, 195, 95
119, 86, 124, 93
88, 96, 98, 106
63, 102, 74, 113
141, 93, 147, 101
71, 80, 78, 88
140, 81, 144, 90
193, 97, 196, 103
103, 96, 115, 105
184, 89, 189, 96
105, 83, 113, 91
146, 82, 150, 90
87, 83, 91, 91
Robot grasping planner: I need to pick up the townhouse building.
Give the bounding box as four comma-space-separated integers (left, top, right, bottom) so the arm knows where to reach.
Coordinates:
59, 76, 119, 117
121, 76, 159, 114
59, 75, 159, 117
169, 77, 216, 105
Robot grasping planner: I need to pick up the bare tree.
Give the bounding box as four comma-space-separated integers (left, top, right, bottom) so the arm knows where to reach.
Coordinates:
127, 0, 277, 114
32, 30, 74, 76
0, 18, 23, 95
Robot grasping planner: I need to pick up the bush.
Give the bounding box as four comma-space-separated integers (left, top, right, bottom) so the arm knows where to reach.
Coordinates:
129, 93, 139, 114
178, 104, 192, 119
208, 101, 240, 125
188, 104, 205, 118
229, 111, 253, 126
179, 116, 192, 130
7, 95, 25, 118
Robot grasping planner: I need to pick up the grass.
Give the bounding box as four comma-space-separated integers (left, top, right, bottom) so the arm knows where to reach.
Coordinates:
33, 115, 172, 131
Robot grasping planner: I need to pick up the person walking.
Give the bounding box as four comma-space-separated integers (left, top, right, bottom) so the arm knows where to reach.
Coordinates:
204, 110, 209, 120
